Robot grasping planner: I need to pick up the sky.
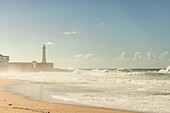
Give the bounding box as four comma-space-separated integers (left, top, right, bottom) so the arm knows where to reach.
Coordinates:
0, 0, 170, 68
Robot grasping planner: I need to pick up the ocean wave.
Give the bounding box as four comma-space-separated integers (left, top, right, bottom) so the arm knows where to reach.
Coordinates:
1, 69, 170, 113
116, 68, 133, 72
159, 65, 170, 73
71, 68, 170, 78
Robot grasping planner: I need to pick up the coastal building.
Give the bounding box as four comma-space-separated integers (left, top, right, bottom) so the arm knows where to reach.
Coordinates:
0, 54, 9, 67
0, 45, 53, 72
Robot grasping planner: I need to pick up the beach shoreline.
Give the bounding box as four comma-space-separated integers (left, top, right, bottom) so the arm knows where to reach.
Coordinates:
0, 78, 139, 113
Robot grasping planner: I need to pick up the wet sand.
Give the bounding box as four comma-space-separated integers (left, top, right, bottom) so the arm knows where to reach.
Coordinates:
0, 78, 139, 113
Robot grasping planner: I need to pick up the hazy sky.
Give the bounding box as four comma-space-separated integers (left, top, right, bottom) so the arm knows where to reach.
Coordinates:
0, 0, 170, 68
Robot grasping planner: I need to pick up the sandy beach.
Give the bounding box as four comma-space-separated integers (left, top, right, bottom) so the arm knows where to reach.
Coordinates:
0, 78, 139, 113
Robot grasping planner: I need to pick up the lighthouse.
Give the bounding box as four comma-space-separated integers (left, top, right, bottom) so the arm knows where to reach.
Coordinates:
2, 44, 53, 72
42, 45, 46, 63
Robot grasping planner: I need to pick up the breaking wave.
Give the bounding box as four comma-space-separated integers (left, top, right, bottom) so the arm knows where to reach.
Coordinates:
116, 68, 133, 72
159, 65, 170, 73
1, 66, 170, 113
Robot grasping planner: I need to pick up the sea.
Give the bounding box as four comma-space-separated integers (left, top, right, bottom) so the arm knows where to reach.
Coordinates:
0, 66, 170, 113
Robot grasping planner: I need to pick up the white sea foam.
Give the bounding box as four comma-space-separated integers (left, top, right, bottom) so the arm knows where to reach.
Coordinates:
0, 66, 170, 113
159, 65, 170, 73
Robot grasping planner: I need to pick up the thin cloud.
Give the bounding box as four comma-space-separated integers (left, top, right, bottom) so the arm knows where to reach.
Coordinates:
116, 51, 169, 61
146, 52, 152, 60
120, 52, 127, 59
63, 31, 79, 35
159, 51, 168, 59
133, 52, 143, 60
74, 54, 93, 59
100, 22, 105, 26
116, 52, 129, 60
46, 42, 55, 45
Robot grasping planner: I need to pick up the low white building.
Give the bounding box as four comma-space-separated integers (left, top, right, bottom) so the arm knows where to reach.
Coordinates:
0, 54, 9, 66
